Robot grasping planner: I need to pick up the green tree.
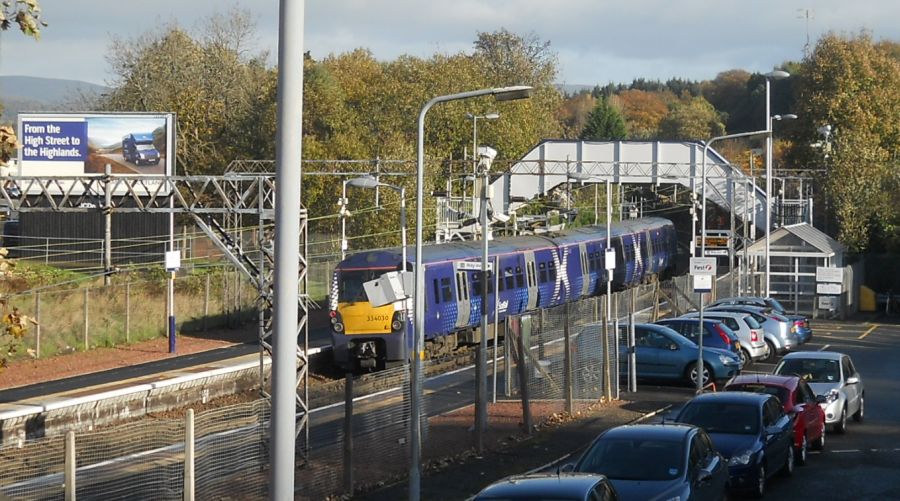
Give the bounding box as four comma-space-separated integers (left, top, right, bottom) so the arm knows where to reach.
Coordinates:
789, 32, 900, 251
579, 98, 626, 141
1, 0, 46, 163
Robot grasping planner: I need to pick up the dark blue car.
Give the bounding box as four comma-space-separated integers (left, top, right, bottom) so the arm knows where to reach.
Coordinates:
654, 318, 742, 358
674, 392, 795, 498
594, 323, 742, 386
571, 423, 729, 501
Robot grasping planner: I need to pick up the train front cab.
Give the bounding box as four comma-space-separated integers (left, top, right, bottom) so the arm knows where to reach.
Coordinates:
330, 266, 407, 371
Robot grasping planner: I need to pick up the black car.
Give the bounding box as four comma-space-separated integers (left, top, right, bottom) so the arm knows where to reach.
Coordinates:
674, 392, 795, 498
571, 423, 729, 501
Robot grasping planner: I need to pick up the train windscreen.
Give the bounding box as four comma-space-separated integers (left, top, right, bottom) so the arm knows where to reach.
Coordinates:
338, 269, 383, 303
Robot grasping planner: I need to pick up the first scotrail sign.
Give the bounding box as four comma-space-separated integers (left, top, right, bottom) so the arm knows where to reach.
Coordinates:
689, 257, 717, 276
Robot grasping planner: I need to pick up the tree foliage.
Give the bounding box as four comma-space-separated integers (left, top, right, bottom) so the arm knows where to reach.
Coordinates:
579, 98, 626, 140
790, 32, 900, 251
613, 89, 670, 139
657, 96, 725, 140
0, 0, 46, 39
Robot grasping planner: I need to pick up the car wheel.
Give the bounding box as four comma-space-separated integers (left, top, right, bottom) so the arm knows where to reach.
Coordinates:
687, 362, 711, 388
853, 393, 864, 422
834, 407, 847, 434
781, 444, 795, 476
740, 348, 751, 366
764, 340, 777, 362
813, 420, 826, 450
796, 434, 808, 466
751, 463, 766, 498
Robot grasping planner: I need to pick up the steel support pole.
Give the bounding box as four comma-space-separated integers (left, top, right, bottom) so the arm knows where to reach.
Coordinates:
604, 180, 612, 401
476, 167, 489, 453
492, 255, 500, 403
271, 0, 305, 497
765, 79, 773, 298
104, 164, 112, 287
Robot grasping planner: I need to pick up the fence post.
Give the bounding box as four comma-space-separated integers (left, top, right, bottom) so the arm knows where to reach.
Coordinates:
184, 408, 195, 501
504, 316, 512, 397
629, 288, 637, 393
343, 373, 354, 495
563, 301, 573, 414
514, 316, 532, 435
34, 292, 41, 358
65, 430, 76, 501
125, 282, 131, 343
203, 273, 210, 332
83, 288, 89, 351
223, 269, 229, 326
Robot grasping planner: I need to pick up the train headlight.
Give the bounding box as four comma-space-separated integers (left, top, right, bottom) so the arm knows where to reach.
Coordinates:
333, 322, 344, 333
392, 320, 403, 331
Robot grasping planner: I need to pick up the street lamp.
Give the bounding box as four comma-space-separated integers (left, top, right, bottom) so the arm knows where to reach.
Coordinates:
412, 85, 532, 500
764, 70, 791, 298
346, 175, 407, 269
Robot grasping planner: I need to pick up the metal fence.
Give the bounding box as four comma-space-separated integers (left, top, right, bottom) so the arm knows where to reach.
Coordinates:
0, 274, 736, 500
0, 400, 270, 501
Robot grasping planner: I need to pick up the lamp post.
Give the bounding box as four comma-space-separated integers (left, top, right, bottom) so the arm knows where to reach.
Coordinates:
466, 112, 499, 177
412, 85, 532, 500
764, 70, 791, 298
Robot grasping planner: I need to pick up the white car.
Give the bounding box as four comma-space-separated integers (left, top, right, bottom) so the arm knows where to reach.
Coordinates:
681, 311, 768, 365
774, 351, 864, 433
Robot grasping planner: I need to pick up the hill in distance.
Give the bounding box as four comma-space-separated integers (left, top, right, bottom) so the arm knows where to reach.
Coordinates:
0, 75, 109, 122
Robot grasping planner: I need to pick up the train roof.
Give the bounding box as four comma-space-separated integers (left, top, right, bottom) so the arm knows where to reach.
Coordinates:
336, 217, 673, 270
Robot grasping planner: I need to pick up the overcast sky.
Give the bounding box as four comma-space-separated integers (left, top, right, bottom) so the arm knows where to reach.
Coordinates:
0, 0, 898, 88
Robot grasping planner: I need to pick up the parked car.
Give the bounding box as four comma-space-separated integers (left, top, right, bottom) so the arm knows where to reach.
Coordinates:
707, 305, 800, 361
724, 374, 827, 465
709, 296, 812, 344
473, 472, 618, 500
570, 423, 729, 501
674, 392, 795, 498
680, 310, 768, 365
774, 351, 864, 434
653, 318, 742, 358
576, 322, 742, 387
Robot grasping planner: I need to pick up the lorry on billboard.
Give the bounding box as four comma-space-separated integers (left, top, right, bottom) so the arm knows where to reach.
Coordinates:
121, 132, 161, 166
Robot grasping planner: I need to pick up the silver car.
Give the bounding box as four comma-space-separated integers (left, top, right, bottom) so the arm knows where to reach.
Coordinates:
707, 305, 800, 362
680, 311, 768, 365
774, 351, 864, 434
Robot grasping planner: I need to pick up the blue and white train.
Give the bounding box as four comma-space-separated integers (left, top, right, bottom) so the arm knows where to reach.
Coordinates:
330, 217, 678, 370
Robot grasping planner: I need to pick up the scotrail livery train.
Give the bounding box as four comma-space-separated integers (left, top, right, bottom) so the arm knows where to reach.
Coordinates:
330, 217, 678, 370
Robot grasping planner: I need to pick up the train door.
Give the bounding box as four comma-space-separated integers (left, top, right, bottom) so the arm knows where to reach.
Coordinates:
578, 242, 590, 297
524, 251, 539, 311
453, 265, 471, 329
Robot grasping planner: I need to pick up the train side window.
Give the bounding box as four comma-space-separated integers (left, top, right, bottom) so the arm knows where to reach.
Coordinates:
440, 277, 452, 302
433, 279, 441, 304
549, 261, 557, 281
515, 266, 525, 288
539, 262, 547, 283
487, 271, 494, 293
455, 273, 463, 298
504, 267, 515, 290
588, 251, 596, 272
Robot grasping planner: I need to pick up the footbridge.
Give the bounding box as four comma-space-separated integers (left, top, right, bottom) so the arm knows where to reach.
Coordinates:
489, 140, 766, 231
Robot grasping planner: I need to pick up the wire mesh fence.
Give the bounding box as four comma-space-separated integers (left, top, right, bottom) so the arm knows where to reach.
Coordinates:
0, 274, 738, 500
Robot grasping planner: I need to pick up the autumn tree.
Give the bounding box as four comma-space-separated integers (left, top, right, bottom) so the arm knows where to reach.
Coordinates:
558, 91, 595, 138
613, 89, 669, 139
579, 98, 626, 141
789, 32, 900, 251
657, 96, 725, 140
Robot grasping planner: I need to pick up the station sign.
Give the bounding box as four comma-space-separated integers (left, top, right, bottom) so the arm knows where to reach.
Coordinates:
693, 274, 713, 293
818, 296, 839, 310
457, 261, 493, 271
689, 257, 717, 275
817, 283, 842, 295
816, 267, 844, 284
704, 249, 728, 257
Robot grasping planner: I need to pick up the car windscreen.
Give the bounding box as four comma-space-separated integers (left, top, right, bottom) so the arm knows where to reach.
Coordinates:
677, 402, 759, 435
575, 437, 684, 481
742, 315, 762, 329
726, 384, 789, 405
775, 358, 840, 383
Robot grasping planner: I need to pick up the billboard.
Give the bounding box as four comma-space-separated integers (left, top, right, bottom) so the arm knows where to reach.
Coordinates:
16, 112, 175, 178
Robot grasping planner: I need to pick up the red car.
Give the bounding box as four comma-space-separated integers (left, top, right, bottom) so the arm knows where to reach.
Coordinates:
724, 374, 827, 466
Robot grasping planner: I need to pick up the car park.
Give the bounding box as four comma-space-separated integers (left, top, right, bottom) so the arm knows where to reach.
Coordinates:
774, 351, 864, 434
707, 305, 800, 361
724, 374, 827, 465
653, 318, 743, 358
473, 472, 619, 500
709, 296, 812, 344
680, 310, 768, 365
570, 423, 729, 501
674, 391, 795, 498
577, 322, 742, 387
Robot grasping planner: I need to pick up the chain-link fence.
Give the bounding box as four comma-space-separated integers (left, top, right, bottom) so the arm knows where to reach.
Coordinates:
1, 274, 739, 500
0, 400, 269, 501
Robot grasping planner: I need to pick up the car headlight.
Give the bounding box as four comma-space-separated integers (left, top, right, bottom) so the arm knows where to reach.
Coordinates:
825, 389, 840, 404
718, 354, 733, 364
728, 450, 753, 466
